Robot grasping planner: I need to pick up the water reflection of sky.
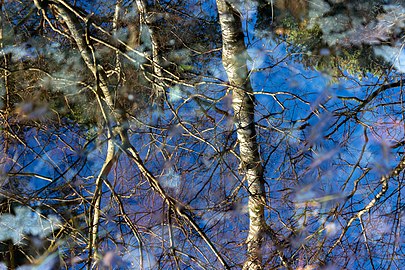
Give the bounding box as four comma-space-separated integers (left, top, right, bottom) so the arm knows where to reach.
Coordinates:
2, 0, 405, 269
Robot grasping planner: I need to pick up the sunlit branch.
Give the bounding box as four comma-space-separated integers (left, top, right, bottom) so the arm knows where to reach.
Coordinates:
45, 1, 230, 268
327, 154, 405, 257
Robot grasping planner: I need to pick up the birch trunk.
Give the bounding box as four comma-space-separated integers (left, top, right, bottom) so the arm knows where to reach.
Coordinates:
0, 0, 11, 152
135, 0, 165, 109
40, 1, 228, 268
216, 1, 266, 269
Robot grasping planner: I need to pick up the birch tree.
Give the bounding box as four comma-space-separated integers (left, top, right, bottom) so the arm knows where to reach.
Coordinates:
134, 0, 165, 109
2, 0, 405, 269
32, 0, 229, 268
216, 1, 266, 269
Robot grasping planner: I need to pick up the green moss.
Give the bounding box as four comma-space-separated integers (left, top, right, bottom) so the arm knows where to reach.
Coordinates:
277, 18, 386, 79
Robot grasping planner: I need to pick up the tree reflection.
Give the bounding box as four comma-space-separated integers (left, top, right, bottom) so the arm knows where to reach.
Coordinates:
0, 0, 404, 269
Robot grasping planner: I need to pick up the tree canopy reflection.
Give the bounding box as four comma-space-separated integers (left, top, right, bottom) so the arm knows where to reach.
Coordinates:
0, 0, 404, 269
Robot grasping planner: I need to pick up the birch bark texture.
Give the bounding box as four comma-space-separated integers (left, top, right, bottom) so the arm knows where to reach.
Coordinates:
135, 0, 165, 110
216, 1, 266, 269
35, 1, 229, 268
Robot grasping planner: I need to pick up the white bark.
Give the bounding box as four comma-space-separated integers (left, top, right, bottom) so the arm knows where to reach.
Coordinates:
113, 0, 123, 73
46, 3, 137, 268
216, 1, 266, 269
135, 0, 165, 109
43, 1, 229, 268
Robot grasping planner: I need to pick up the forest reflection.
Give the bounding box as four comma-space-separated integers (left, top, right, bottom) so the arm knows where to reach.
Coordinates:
0, 0, 404, 269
